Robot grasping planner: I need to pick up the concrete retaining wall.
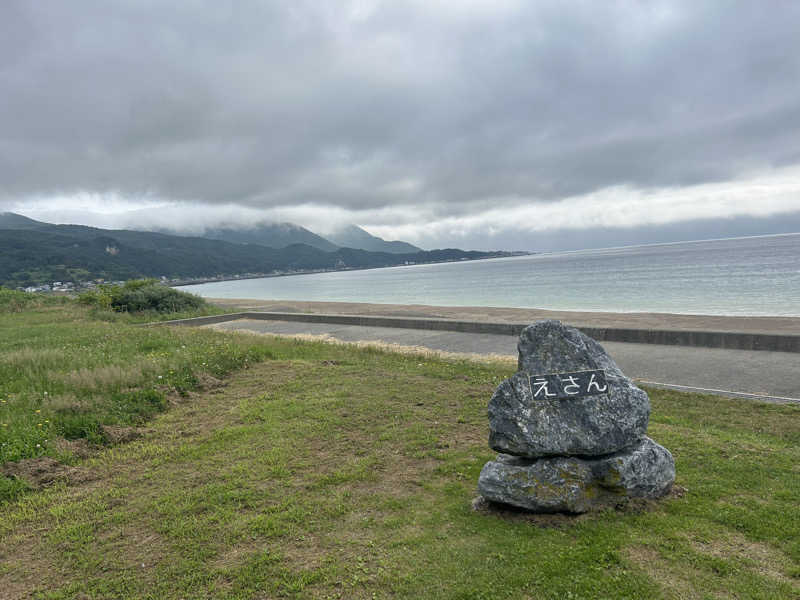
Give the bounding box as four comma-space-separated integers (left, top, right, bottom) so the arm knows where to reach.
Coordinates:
152, 311, 800, 353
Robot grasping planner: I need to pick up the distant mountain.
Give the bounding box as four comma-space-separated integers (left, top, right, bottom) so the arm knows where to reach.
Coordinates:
0, 212, 47, 229
0, 220, 288, 285
326, 224, 422, 254
2, 212, 419, 254
0, 212, 512, 287
198, 222, 339, 252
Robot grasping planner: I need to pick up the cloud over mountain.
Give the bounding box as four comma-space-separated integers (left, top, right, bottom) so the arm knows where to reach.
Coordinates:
2, 1, 800, 249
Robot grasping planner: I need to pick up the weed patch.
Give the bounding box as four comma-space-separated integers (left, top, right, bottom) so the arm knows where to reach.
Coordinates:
0, 302, 274, 493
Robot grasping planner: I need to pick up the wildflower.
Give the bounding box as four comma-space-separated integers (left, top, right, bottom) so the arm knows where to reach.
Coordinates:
36, 444, 41, 448
35, 409, 41, 414
37, 423, 43, 427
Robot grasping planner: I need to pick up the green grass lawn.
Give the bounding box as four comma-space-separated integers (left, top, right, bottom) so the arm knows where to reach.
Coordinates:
0, 301, 798, 599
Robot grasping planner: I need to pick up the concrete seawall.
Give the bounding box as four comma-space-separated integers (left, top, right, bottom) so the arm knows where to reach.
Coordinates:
151, 311, 800, 353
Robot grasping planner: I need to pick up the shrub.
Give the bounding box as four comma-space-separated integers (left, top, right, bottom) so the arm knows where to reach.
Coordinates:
77, 288, 113, 310
113, 285, 206, 313
79, 280, 206, 314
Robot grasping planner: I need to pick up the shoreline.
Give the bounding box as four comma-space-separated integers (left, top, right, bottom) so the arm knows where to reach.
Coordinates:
206, 298, 800, 336
171, 253, 525, 287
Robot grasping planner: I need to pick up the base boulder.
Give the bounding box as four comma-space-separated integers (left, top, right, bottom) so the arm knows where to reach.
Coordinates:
477, 437, 675, 513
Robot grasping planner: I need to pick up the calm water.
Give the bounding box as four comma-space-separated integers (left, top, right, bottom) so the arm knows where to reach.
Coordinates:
180, 233, 800, 316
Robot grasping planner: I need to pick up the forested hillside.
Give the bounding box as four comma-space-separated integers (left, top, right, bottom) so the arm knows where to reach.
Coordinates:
0, 214, 509, 287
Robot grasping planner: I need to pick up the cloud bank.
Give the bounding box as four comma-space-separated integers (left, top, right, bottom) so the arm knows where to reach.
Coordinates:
3, 1, 800, 249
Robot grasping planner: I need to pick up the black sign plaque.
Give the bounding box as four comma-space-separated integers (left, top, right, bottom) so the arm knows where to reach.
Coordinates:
527, 369, 608, 400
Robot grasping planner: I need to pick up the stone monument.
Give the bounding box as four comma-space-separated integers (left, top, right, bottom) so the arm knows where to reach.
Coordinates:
477, 320, 675, 513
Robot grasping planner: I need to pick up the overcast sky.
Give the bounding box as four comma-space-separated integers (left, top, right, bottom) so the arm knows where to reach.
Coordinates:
2, 1, 800, 251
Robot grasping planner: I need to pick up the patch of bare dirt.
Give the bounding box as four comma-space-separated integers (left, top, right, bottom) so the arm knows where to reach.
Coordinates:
0, 544, 47, 600
195, 372, 225, 391
100, 425, 144, 444
606, 484, 688, 514
470, 496, 593, 528
689, 532, 798, 587
624, 545, 697, 600
53, 437, 94, 459
1, 456, 95, 490
625, 530, 800, 599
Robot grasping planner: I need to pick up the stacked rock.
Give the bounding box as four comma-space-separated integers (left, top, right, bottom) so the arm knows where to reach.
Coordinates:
477, 320, 675, 513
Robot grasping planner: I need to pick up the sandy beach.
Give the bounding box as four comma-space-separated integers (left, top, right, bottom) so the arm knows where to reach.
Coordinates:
208, 298, 800, 336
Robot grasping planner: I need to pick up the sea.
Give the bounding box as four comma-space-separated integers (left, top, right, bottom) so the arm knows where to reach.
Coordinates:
179, 233, 800, 317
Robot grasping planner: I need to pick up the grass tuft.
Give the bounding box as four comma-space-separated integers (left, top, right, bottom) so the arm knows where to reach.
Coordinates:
0, 300, 259, 467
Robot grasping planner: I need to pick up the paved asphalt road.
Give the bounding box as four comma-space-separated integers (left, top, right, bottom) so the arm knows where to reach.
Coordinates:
210, 319, 800, 404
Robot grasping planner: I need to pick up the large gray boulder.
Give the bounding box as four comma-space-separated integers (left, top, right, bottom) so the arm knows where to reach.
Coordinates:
489, 320, 650, 457
477, 437, 676, 513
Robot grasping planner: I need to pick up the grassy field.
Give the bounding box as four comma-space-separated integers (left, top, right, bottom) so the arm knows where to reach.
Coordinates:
0, 299, 798, 599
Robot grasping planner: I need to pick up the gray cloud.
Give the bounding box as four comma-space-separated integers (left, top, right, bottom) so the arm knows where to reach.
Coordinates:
409, 212, 800, 253
2, 1, 800, 238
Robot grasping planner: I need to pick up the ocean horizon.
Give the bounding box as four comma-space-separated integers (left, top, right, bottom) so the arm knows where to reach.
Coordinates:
180, 232, 800, 317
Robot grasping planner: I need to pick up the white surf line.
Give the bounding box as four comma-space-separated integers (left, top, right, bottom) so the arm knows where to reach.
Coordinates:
636, 379, 800, 404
